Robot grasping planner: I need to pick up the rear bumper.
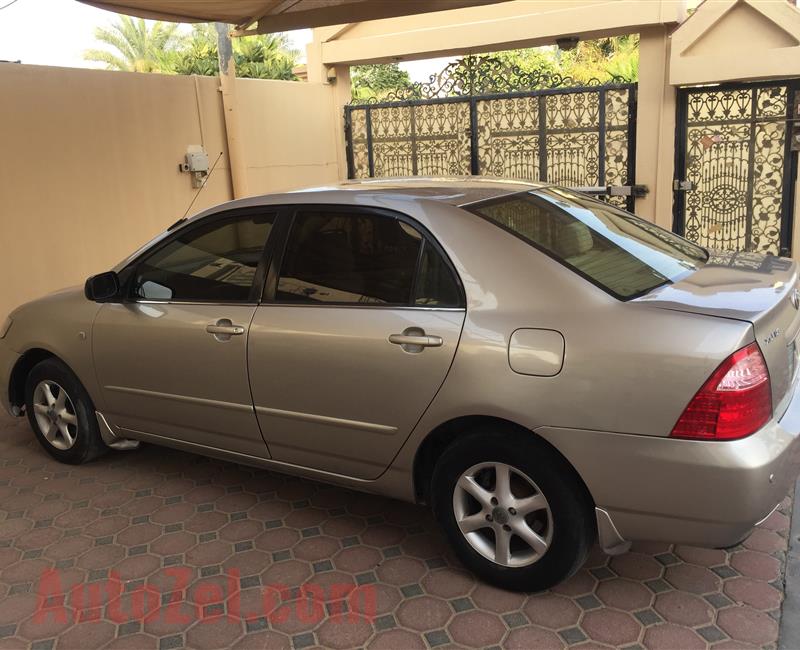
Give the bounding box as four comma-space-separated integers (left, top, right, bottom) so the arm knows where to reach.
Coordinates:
537, 387, 800, 548
0, 340, 19, 417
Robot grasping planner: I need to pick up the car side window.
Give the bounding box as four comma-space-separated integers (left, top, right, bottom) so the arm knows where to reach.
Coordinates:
132, 213, 276, 302
414, 241, 462, 307
276, 210, 427, 305
275, 210, 463, 307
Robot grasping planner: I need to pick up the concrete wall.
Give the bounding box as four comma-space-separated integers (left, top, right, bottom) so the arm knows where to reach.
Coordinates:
670, 0, 800, 85
0, 63, 339, 319
311, 0, 687, 64
236, 78, 341, 192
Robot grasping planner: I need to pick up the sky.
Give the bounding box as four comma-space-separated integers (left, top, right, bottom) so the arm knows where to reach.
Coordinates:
0, 0, 445, 80
0, 0, 312, 68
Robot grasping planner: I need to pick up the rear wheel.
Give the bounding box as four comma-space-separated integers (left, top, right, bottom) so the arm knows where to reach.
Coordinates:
25, 358, 106, 464
431, 427, 595, 591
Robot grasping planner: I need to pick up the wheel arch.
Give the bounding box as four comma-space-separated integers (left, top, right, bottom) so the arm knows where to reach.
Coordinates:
412, 415, 597, 511
8, 348, 61, 412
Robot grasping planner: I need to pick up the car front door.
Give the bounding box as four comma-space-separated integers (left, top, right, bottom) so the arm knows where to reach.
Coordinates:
93, 209, 279, 457
248, 206, 466, 480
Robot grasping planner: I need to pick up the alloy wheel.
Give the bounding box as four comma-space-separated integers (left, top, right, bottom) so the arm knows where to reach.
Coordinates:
452, 461, 552, 567
32, 380, 78, 451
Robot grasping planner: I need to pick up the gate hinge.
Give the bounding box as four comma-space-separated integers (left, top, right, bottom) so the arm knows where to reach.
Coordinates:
673, 179, 697, 192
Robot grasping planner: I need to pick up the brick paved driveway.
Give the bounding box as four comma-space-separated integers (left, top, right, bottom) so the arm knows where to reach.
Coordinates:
0, 412, 792, 650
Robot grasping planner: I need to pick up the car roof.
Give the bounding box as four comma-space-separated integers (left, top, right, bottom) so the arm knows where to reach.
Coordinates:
293, 177, 546, 207
189, 177, 545, 223
116, 177, 546, 271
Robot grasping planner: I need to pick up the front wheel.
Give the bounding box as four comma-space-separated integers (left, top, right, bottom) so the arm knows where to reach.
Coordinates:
25, 358, 106, 465
431, 428, 595, 592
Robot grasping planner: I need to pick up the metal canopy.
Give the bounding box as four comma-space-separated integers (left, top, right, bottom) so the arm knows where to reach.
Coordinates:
78, 1, 510, 35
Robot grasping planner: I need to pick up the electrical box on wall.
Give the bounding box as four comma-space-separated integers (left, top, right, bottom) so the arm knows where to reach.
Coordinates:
179, 145, 210, 188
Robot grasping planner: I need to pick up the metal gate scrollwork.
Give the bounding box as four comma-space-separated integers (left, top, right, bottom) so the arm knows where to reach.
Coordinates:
345, 55, 639, 210
674, 81, 799, 256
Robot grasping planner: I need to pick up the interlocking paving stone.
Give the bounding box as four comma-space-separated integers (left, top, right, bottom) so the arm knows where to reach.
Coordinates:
576, 593, 602, 610
502, 611, 528, 628
292, 632, 315, 648
590, 566, 615, 580
697, 624, 726, 642
423, 629, 450, 647
711, 564, 739, 579
559, 626, 588, 644
450, 596, 474, 612
158, 634, 185, 650
312, 559, 333, 573
374, 614, 396, 631
400, 583, 423, 598
0, 412, 793, 649
0, 624, 17, 638
634, 608, 663, 626
705, 591, 733, 608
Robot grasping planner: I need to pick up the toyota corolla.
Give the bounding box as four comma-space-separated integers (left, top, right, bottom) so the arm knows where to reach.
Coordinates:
1, 178, 798, 591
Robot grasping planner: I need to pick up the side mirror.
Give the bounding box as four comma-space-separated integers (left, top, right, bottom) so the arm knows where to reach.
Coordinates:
84, 271, 121, 302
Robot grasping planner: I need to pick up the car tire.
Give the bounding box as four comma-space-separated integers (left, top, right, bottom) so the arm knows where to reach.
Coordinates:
25, 358, 107, 465
431, 427, 595, 592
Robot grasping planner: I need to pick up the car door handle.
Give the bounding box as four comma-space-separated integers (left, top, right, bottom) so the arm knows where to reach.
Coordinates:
206, 319, 245, 341
206, 324, 245, 335
388, 334, 443, 348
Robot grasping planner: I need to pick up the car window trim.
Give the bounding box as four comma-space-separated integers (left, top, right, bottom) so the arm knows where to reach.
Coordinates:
409, 237, 427, 308
261, 204, 466, 310
119, 206, 286, 306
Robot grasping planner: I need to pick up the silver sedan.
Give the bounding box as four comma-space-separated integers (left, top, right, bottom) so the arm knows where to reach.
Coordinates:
1, 178, 799, 591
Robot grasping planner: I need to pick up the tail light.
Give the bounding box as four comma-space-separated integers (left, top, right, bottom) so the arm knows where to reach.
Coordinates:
671, 342, 772, 440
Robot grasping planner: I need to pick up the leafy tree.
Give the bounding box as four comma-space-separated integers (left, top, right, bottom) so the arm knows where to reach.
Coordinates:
233, 34, 297, 80
84, 16, 180, 73
351, 63, 412, 101
490, 48, 561, 78
169, 24, 298, 80
349, 35, 638, 102
86, 20, 299, 80
600, 36, 639, 83
557, 34, 639, 83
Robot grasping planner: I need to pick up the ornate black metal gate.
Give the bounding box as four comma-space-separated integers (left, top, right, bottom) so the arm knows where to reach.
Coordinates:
673, 80, 799, 256
344, 56, 639, 210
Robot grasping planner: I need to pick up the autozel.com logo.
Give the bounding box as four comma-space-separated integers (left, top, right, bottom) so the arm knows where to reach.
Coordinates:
34, 568, 377, 626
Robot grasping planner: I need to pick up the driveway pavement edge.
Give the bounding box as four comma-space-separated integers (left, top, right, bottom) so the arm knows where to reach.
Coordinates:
779, 478, 800, 650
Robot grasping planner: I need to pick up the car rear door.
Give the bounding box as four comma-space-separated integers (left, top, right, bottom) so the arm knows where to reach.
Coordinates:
93, 208, 279, 458
248, 206, 465, 480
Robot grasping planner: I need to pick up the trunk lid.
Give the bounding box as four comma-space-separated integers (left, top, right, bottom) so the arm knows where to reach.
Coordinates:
635, 251, 800, 417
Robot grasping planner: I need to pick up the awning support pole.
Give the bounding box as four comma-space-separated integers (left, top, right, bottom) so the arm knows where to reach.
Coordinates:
216, 22, 249, 199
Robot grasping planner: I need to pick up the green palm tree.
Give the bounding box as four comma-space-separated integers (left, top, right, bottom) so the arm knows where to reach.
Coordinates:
234, 34, 298, 80
84, 16, 181, 73
170, 24, 298, 80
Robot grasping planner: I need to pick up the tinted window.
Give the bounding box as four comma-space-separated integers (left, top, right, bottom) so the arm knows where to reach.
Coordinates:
133, 213, 275, 302
414, 242, 461, 307
470, 190, 706, 300
277, 211, 423, 305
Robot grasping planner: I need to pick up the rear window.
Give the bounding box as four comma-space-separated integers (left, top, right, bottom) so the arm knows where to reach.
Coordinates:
469, 188, 707, 300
